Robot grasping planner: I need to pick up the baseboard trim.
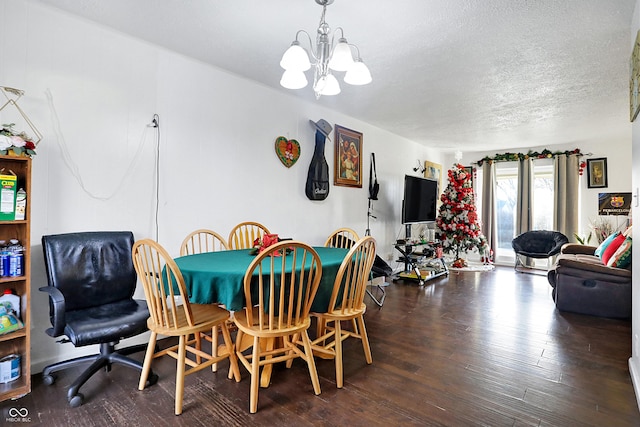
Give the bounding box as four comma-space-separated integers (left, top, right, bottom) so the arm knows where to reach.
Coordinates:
628, 356, 640, 411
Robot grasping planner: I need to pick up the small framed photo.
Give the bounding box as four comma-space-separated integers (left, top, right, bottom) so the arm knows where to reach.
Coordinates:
423, 160, 442, 191
587, 158, 608, 189
334, 125, 363, 188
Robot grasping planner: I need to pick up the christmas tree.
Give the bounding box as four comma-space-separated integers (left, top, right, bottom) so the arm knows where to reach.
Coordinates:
435, 164, 488, 266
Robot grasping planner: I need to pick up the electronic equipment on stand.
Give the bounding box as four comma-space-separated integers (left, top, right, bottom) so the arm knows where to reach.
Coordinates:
394, 174, 448, 285
394, 235, 447, 286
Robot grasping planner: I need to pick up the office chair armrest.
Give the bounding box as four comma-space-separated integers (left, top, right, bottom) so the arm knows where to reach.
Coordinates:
39, 285, 67, 337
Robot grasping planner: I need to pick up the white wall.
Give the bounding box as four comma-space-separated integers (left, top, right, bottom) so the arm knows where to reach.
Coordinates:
630, 0, 640, 410
0, 1, 444, 372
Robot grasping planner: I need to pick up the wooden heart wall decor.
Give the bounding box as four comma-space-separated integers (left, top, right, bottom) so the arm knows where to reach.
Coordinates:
275, 136, 300, 168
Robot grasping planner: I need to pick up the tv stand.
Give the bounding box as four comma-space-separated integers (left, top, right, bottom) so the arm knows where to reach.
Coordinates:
393, 224, 448, 286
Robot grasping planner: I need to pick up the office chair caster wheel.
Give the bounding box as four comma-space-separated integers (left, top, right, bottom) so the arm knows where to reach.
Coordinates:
146, 373, 159, 387
69, 393, 84, 408
42, 374, 55, 386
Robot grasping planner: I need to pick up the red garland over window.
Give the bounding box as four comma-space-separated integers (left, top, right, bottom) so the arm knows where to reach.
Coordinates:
475, 148, 586, 175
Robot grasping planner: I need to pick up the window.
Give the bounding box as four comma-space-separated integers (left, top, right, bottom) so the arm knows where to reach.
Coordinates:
532, 159, 554, 268
495, 162, 518, 261
480, 159, 556, 266
532, 159, 554, 231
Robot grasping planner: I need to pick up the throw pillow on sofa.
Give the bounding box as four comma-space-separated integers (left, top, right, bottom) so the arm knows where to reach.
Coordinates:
607, 236, 632, 268
595, 231, 620, 258
601, 233, 626, 265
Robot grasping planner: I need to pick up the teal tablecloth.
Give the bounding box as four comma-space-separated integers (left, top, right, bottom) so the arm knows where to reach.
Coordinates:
173, 246, 349, 312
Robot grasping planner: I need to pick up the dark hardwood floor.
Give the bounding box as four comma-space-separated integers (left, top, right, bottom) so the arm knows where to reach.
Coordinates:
2, 267, 639, 426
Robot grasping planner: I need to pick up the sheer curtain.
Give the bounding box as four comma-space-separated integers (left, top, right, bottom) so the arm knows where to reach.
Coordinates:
516, 158, 533, 233
516, 158, 533, 266
481, 162, 497, 257
554, 154, 579, 240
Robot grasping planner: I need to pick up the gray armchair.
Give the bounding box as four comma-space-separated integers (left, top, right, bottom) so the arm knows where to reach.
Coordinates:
512, 230, 569, 272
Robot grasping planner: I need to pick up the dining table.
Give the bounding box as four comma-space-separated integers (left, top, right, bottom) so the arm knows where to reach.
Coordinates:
173, 246, 350, 313
173, 245, 350, 388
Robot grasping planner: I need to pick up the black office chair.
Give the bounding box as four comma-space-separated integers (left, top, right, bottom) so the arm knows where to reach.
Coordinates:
40, 231, 157, 407
512, 230, 569, 273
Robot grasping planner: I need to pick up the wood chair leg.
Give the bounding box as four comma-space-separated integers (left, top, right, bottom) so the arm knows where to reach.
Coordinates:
356, 315, 373, 364
235, 329, 253, 352
175, 335, 187, 415
211, 325, 219, 372
138, 331, 157, 390
250, 335, 261, 414
232, 329, 243, 379
301, 330, 321, 395
285, 333, 299, 369
220, 322, 241, 382
195, 332, 202, 364
316, 317, 327, 344
334, 320, 344, 388
260, 338, 275, 388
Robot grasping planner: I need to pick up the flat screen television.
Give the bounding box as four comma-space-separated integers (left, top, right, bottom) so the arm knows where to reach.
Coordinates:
402, 174, 438, 224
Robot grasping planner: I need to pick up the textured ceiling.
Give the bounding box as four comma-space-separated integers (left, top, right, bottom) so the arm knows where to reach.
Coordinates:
34, 0, 636, 153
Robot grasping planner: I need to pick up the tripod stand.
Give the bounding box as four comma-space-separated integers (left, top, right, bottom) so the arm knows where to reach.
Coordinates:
365, 197, 385, 306
365, 198, 375, 236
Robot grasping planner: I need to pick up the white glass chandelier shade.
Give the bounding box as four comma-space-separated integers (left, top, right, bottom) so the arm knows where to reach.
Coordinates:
280, 69, 309, 89
280, 41, 311, 71
279, 0, 371, 98
344, 59, 372, 85
314, 73, 341, 96
328, 38, 354, 71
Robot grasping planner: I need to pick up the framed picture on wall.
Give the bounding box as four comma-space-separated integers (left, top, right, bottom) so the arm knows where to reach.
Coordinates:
334, 125, 363, 188
631, 30, 640, 122
423, 160, 442, 190
587, 158, 608, 189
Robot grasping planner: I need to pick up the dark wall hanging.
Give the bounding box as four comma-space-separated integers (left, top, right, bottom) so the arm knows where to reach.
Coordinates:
305, 119, 331, 201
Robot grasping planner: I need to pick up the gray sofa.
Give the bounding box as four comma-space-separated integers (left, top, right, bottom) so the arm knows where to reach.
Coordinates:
547, 243, 631, 319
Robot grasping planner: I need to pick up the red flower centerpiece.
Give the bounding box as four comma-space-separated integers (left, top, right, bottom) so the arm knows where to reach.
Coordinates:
251, 233, 282, 256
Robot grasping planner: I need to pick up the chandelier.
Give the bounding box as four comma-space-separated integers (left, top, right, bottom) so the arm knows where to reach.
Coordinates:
279, 0, 372, 99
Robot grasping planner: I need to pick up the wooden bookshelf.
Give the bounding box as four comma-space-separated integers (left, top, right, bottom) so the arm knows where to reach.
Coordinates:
0, 155, 31, 401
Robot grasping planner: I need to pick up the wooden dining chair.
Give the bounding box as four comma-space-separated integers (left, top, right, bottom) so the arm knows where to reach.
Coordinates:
311, 236, 376, 388
179, 229, 229, 256
233, 240, 322, 413
324, 227, 360, 249
132, 239, 241, 415
179, 228, 231, 370
228, 221, 271, 250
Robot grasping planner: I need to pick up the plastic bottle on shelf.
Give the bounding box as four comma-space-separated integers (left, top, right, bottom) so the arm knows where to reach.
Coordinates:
0, 289, 20, 319
7, 239, 23, 277
14, 188, 26, 220
0, 240, 6, 277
